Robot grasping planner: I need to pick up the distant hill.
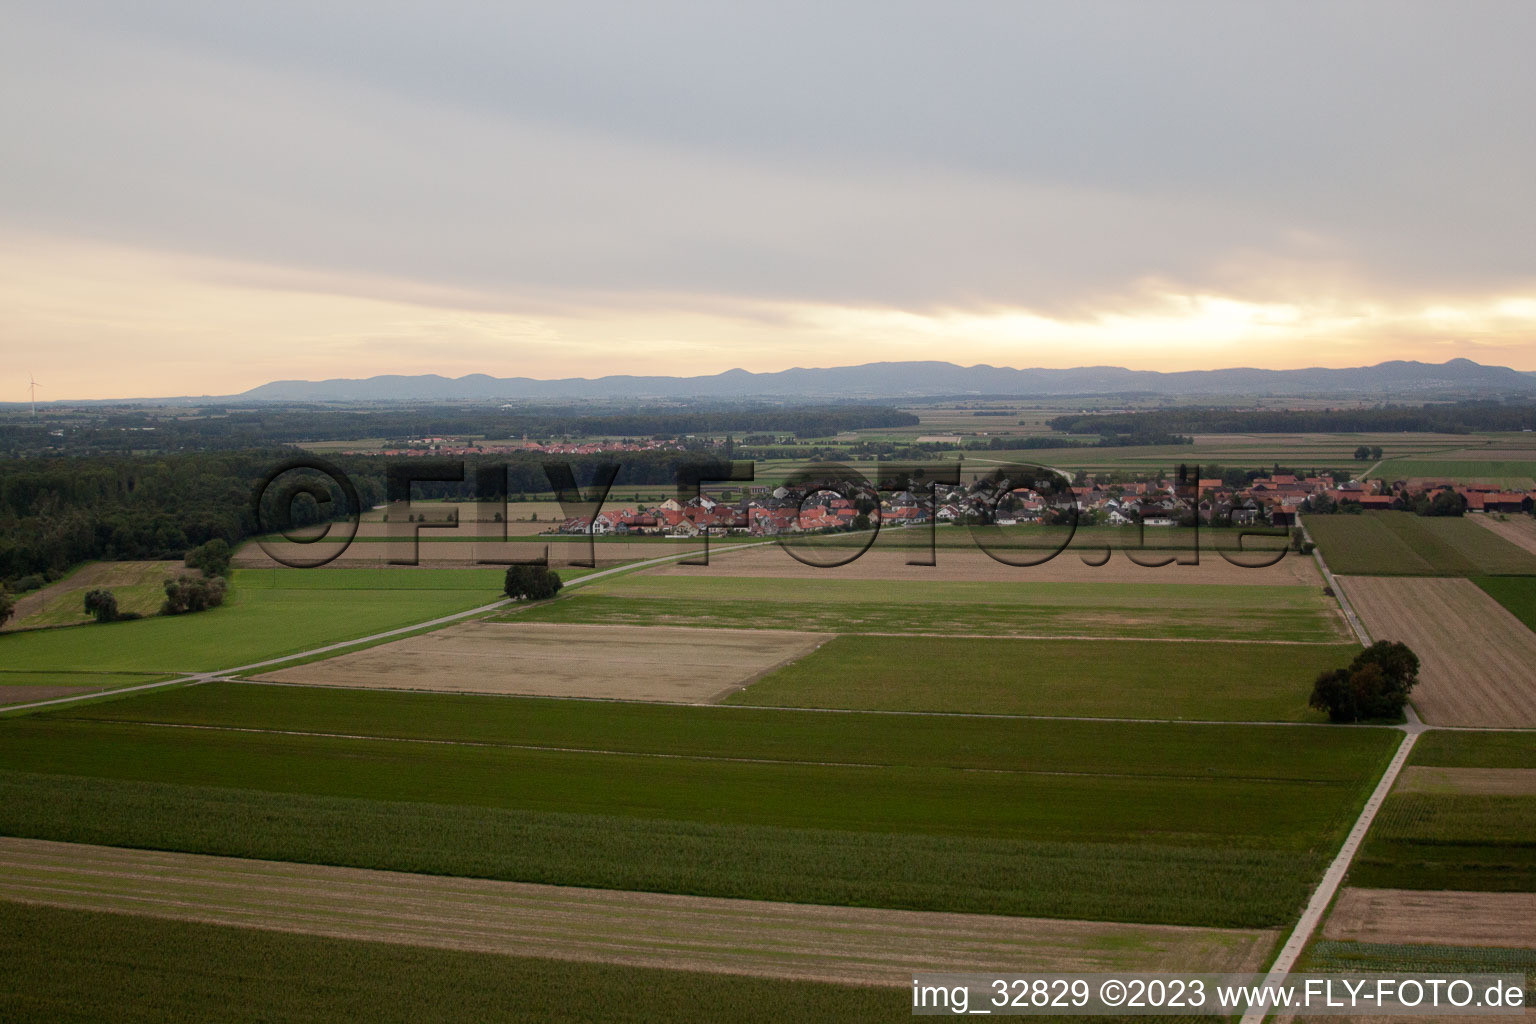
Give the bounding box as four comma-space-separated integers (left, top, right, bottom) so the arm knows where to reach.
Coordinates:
232, 358, 1536, 402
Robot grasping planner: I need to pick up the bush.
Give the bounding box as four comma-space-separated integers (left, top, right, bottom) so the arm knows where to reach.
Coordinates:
1309, 641, 1420, 723
162, 575, 227, 615
83, 588, 119, 623
184, 538, 231, 578
503, 565, 563, 602
0, 588, 13, 627
10, 575, 45, 593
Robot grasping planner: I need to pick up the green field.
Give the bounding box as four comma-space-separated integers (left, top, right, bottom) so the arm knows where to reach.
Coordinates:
1474, 576, 1536, 633
1305, 513, 1536, 576
509, 576, 1347, 641
5, 563, 171, 630
1304, 939, 1536, 1003
0, 685, 1397, 927
1412, 729, 1536, 770
1369, 459, 1536, 487
1348, 793, 1536, 891
1350, 733, 1536, 892
0, 568, 505, 675
729, 636, 1359, 721
0, 902, 899, 1024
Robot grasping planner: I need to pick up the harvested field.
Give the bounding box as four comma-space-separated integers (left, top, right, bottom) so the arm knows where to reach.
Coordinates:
350, 520, 557, 538
1394, 766, 1536, 797
258, 622, 829, 702
359, 500, 571, 524
235, 538, 692, 569
1322, 887, 1536, 948
1471, 514, 1536, 558
1336, 576, 1536, 727
646, 544, 1323, 585
0, 685, 107, 708
0, 836, 1277, 986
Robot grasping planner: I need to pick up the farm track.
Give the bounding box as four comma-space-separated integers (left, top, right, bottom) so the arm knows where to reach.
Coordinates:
1238, 729, 1420, 1024
1337, 577, 1536, 728
0, 837, 1277, 987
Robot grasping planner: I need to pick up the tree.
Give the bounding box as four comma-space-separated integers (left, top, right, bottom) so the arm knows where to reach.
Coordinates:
1371, 446, 1383, 460
184, 538, 231, 577
1353, 445, 1371, 461
83, 588, 119, 623
503, 565, 563, 602
0, 588, 13, 627
162, 575, 227, 615
1309, 641, 1420, 722
1416, 490, 1465, 517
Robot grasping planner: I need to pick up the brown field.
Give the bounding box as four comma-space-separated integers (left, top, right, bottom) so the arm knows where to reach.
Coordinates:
257, 622, 829, 702
0, 837, 1278, 986
0, 685, 106, 708
1322, 887, 1536, 948
0, 560, 179, 632
234, 538, 693, 569
1336, 576, 1536, 727
647, 543, 1323, 585
360, 500, 571, 524
349, 520, 556, 538
1470, 515, 1536, 558
1394, 766, 1536, 796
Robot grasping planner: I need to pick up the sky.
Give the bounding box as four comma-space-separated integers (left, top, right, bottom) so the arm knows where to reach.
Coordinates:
3, 1, 1536, 399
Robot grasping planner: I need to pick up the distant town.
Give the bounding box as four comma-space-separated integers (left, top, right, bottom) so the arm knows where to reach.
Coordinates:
550, 470, 1536, 538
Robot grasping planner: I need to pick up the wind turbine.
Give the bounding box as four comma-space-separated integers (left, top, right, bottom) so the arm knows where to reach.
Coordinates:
28, 373, 40, 416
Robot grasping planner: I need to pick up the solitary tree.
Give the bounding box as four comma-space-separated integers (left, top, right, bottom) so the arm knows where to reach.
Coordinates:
1371, 445, 1384, 460
83, 588, 119, 623
503, 565, 563, 602
1309, 641, 1420, 722
1353, 445, 1371, 461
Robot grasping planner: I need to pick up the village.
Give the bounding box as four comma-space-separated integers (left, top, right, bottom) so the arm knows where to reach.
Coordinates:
553, 469, 1536, 538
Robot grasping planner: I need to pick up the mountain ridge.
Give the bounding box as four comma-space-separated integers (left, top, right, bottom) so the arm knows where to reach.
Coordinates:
230, 357, 1536, 402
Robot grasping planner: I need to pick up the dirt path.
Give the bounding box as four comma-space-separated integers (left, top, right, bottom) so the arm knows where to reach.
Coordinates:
0, 837, 1276, 987
1323, 888, 1536, 948
1337, 576, 1536, 727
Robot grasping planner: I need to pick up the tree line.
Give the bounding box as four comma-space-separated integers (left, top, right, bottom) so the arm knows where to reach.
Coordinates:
0, 449, 750, 584
1, 403, 918, 456
1048, 401, 1536, 436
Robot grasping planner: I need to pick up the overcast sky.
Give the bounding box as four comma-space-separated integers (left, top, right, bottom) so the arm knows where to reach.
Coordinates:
3, 1, 1536, 398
